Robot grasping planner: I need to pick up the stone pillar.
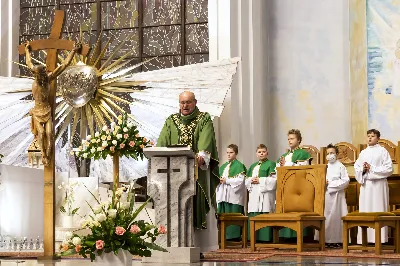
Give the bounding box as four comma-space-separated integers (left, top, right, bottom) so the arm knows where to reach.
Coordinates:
209, 0, 271, 165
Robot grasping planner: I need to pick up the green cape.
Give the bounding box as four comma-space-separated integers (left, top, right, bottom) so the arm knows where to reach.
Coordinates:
246, 160, 276, 177
277, 148, 311, 164
219, 159, 247, 178
157, 107, 219, 229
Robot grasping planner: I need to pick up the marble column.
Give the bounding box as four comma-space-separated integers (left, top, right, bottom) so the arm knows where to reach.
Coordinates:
0, 0, 20, 77
209, 0, 272, 165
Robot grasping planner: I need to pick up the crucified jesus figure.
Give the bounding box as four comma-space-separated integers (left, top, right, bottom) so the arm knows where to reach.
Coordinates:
25, 41, 82, 166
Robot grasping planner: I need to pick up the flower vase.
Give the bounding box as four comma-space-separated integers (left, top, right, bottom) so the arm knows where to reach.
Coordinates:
62, 215, 73, 228
94, 249, 131, 266
113, 151, 120, 186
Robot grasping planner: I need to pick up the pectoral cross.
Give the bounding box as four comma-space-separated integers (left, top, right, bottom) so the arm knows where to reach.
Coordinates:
17, 10, 89, 259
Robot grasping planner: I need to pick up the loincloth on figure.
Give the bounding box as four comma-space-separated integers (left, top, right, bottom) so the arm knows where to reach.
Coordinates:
29, 104, 51, 135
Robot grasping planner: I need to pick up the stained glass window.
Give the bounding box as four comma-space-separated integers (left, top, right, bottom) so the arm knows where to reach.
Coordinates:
19, 0, 209, 73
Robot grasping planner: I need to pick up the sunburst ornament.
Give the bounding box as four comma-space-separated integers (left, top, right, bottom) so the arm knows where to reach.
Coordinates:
39, 32, 155, 148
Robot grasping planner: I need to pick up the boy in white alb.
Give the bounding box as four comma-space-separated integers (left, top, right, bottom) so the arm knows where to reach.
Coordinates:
354, 129, 393, 244
216, 144, 247, 240
245, 144, 277, 242
315, 144, 349, 248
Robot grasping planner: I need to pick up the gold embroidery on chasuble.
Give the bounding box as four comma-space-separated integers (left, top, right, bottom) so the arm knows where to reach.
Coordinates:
171, 112, 205, 148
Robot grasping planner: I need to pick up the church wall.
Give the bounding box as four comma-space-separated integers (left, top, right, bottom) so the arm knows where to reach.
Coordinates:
268, 0, 351, 159
210, 0, 352, 164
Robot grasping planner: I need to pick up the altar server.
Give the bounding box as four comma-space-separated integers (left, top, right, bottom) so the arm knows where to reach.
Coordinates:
354, 129, 393, 244
315, 143, 349, 248
217, 144, 247, 240
245, 144, 276, 242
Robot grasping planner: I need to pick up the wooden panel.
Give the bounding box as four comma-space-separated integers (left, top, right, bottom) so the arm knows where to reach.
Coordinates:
335, 142, 359, 165
388, 178, 400, 207
378, 139, 397, 163
345, 182, 358, 208
300, 145, 320, 165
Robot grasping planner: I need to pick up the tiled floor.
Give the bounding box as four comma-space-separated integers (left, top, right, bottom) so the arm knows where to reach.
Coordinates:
1, 256, 400, 266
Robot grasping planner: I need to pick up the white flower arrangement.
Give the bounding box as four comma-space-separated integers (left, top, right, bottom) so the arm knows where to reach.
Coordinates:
59, 184, 166, 261
73, 113, 153, 160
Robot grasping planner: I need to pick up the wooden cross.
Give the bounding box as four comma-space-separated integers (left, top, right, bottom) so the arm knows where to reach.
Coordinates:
18, 10, 90, 259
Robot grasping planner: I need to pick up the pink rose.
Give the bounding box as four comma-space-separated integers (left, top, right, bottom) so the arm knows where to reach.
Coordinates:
75, 244, 82, 252
110, 146, 115, 152
130, 225, 141, 234
95, 240, 104, 250
158, 225, 167, 234
115, 226, 126, 236
150, 141, 155, 146
124, 134, 129, 139
120, 143, 125, 149
129, 141, 135, 147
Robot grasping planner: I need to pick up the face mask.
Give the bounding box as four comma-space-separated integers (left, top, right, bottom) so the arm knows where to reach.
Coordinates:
326, 154, 336, 163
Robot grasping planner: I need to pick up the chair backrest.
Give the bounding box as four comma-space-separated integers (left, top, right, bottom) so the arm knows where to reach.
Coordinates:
378, 139, 398, 162
334, 142, 359, 165
276, 164, 327, 216
300, 145, 320, 165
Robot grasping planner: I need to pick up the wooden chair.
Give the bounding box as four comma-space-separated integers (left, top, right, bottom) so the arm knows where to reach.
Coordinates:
249, 164, 327, 252
217, 213, 248, 249
300, 145, 321, 165
342, 212, 400, 255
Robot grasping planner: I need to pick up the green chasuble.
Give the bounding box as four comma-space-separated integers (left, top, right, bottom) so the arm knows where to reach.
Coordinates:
276, 148, 312, 238
217, 159, 246, 240
157, 107, 219, 229
246, 160, 276, 242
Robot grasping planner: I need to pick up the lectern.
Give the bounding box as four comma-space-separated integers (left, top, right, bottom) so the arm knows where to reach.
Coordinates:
142, 146, 200, 264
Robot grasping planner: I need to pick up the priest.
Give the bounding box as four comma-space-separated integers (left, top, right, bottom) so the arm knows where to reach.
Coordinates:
156, 91, 219, 252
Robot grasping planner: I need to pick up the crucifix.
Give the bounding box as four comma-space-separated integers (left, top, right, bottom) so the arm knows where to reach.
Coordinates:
18, 10, 90, 259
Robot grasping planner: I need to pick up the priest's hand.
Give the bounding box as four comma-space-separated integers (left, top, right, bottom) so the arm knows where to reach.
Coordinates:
279, 156, 285, 166
251, 177, 259, 184
220, 178, 226, 184
197, 156, 205, 166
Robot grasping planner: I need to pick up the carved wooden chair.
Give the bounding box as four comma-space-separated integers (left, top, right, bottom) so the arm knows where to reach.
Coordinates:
249, 165, 327, 252
217, 213, 248, 249
300, 145, 321, 165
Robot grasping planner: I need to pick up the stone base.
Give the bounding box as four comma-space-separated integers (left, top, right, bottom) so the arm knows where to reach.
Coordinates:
141, 247, 200, 264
